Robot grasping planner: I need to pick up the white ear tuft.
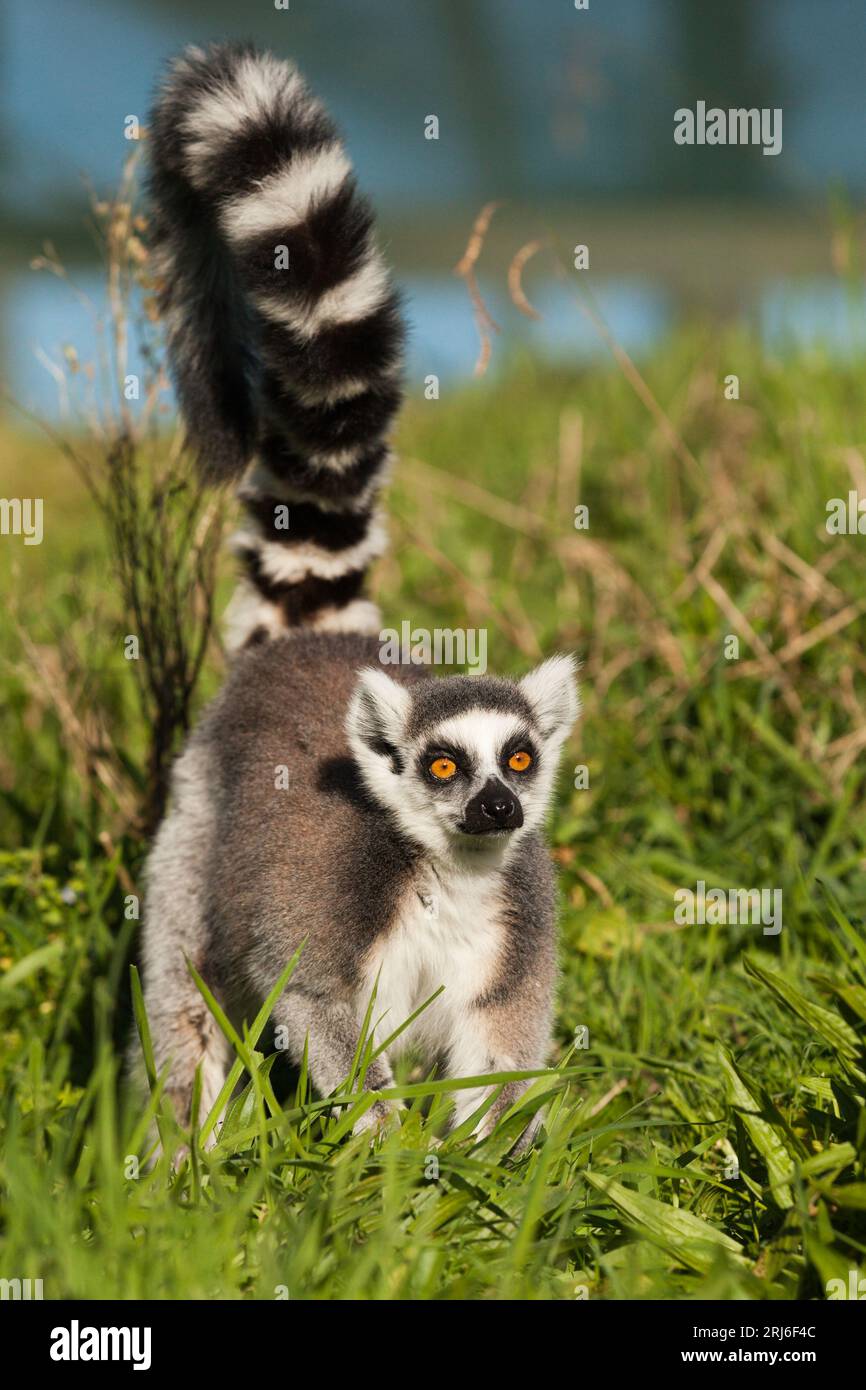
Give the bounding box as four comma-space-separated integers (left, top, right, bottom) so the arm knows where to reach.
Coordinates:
346, 667, 411, 760
519, 654, 580, 740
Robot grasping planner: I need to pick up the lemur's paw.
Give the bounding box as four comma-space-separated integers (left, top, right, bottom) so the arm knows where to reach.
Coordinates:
474, 1106, 544, 1151
352, 1099, 401, 1141
509, 1111, 544, 1154
169, 1143, 190, 1173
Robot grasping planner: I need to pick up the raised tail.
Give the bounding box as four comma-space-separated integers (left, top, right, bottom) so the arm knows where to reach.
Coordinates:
148, 42, 404, 648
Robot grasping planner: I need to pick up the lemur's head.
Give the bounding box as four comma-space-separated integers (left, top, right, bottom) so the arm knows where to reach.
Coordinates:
347, 656, 579, 867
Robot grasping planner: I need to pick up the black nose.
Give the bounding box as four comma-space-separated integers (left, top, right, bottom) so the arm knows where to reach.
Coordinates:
461, 778, 524, 834
481, 793, 515, 825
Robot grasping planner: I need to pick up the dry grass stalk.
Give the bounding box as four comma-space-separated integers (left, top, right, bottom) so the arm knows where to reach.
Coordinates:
507, 239, 547, 320
23, 150, 227, 835
454, 201, 503, 377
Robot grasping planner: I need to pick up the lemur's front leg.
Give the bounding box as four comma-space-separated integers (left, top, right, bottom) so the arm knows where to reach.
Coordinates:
446, 988, 553, 1148
271, 989, 396, 1134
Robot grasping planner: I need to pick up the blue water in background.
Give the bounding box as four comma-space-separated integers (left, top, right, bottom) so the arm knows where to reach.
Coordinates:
6, 0, 866, 423
5, 271, 671, 421
7, 270, 866, 425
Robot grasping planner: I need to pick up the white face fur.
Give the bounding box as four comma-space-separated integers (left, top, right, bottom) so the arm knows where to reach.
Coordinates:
346, 655, 580, 870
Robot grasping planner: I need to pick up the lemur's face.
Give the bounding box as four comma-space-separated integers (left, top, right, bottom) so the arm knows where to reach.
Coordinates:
347, 656, 579, 868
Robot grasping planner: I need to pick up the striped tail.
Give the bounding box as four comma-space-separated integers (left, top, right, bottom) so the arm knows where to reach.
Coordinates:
148, 42, 404, 649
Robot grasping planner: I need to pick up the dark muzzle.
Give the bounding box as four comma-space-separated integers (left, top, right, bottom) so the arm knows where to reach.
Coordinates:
461, 777, 524, 834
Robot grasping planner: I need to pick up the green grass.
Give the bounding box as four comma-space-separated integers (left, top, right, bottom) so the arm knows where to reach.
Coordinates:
1, 329, 866, 1299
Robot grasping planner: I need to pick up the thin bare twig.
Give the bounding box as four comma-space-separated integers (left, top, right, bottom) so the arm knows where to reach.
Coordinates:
507, 238, 547, 320
454, 201, 503, 377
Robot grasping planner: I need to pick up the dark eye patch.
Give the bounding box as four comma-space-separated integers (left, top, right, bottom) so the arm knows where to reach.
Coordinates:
418, 743, 473, 784
500, 729, 539, 774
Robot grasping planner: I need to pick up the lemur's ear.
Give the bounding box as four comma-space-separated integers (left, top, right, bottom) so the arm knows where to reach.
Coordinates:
519, 654, 580, 741
346, 668, 411, 765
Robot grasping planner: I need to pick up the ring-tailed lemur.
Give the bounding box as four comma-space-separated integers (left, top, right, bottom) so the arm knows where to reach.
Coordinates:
135, 42, 579, 1146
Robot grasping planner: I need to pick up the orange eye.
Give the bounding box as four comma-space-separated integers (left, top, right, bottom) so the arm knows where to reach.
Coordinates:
508, 750, 532, 772
430, 756, 457, 780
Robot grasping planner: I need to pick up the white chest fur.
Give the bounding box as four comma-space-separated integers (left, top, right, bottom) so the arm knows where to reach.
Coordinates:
360, 864, 504, 1062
